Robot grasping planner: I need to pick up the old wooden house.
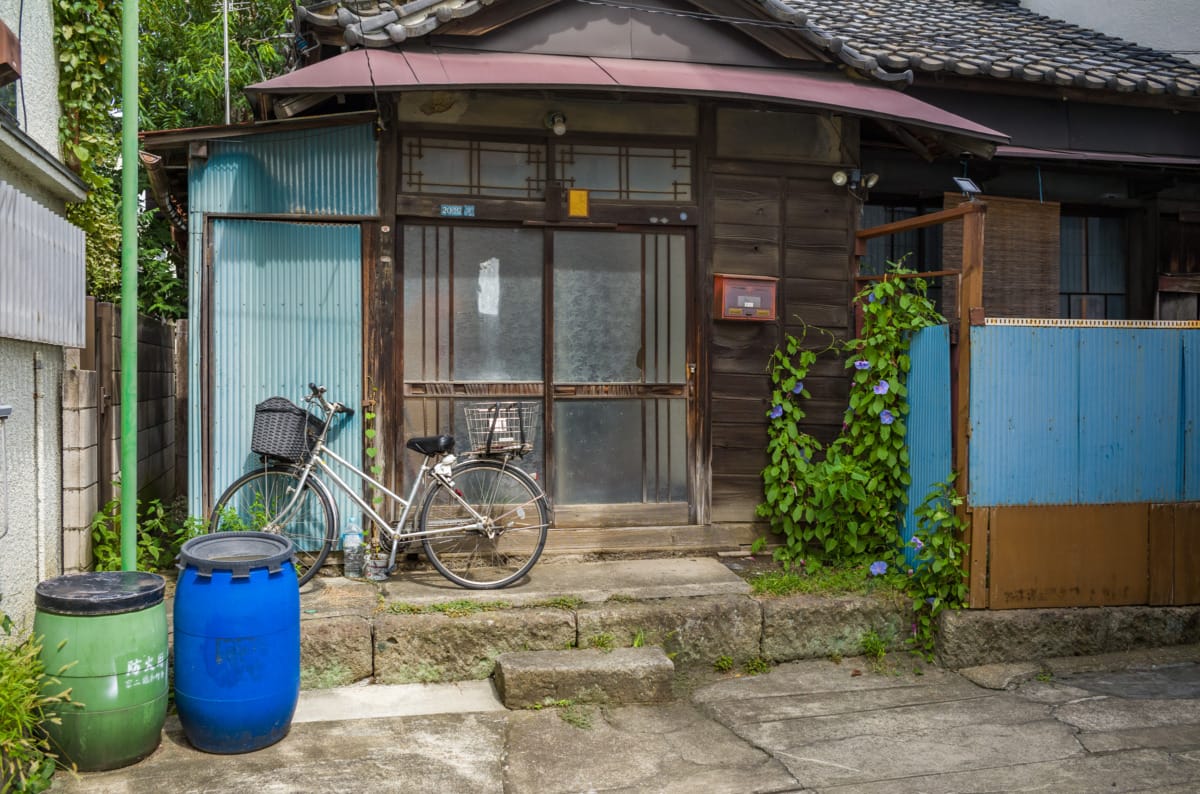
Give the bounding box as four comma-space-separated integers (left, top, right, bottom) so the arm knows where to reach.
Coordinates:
142, 0, 1200, 570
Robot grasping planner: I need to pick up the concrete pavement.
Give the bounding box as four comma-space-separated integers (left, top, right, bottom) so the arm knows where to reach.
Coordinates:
51, 645, 1200, 793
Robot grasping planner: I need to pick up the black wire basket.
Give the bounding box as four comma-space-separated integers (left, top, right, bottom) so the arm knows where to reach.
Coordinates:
250, 397, 323, 462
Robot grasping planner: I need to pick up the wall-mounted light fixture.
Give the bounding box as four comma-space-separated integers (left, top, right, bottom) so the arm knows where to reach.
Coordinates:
831, 168, 879, 199
545, 111, 567, 136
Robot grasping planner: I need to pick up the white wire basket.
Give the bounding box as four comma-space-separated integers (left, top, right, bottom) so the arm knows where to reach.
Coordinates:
465, 402, 540, 455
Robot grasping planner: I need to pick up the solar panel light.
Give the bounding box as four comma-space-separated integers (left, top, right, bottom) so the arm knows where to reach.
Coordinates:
953, 176, 982, 196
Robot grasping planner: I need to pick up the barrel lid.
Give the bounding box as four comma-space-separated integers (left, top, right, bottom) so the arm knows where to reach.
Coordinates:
35, 571, 165, 616
178, 532, 295, 579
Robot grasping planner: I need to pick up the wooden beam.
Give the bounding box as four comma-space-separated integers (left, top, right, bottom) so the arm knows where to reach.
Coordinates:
955, 203, 986, 592
855, 201, 984, 243
968, 506, 989, 609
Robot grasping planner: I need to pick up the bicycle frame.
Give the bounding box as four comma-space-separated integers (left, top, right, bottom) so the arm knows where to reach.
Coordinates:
267, 399, 521, 571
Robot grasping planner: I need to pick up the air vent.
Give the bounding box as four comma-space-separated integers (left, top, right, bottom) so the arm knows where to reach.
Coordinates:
0, 20, 20, 87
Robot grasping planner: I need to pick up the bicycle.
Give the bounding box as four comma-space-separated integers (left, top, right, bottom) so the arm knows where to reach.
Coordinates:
208, 383, 551, 589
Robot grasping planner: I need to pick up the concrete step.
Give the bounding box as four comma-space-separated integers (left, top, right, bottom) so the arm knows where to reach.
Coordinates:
494, 647, 675, 709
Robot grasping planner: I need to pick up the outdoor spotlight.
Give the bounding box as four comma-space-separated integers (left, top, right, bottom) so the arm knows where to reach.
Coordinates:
953, 176, 982, 196
545, 111, 567, 136
831, 170, 849, 187
863, 172, 880, 189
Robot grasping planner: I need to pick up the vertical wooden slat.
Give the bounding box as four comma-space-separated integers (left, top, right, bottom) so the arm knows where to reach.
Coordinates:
968, 506, 990, 608
377, 103, 403, 502
1174, 502, 1200, 605
1148, 503, 1175, 605
96, 301, 116, 509
956, 205, 986, 603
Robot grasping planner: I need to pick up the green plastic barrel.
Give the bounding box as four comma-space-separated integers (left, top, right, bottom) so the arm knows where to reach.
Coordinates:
34, 572, 168, 772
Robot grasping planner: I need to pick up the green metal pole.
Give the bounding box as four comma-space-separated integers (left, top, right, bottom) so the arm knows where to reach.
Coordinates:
119, 0, 139, 570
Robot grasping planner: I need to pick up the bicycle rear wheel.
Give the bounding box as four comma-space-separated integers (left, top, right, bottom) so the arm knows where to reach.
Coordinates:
419, 458, 550, 589
209, 466, 336, 586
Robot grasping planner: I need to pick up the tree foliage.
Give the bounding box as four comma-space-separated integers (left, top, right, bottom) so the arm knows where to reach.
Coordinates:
53, 0, 293, 310
139, 0, 293, 131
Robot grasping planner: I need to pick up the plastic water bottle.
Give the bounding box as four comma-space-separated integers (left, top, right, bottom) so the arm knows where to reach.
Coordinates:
342, 524, 364, 579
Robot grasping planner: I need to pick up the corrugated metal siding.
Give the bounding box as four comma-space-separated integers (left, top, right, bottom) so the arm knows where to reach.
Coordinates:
1078, 329, 1181, 503
970, 326, 1080, 505
188, 124, 377, 216
186, 123, 376, 520
971, 326, 1199, 506
206, 219, 363, 536
0, 181, 86, 347
1184, 333, 1200, 500
902, 325, 952, 566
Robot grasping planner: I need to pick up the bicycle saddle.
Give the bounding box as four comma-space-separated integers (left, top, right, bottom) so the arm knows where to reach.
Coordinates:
406, 435, 456, 456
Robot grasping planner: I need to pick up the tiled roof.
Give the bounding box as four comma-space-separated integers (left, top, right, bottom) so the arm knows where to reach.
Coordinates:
771, 0, 1200, 97
295, 0, 1200, 98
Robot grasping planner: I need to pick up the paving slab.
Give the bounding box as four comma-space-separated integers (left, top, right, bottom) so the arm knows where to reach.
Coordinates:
293, 680, 505, 724
376, 557, 750, 606
502, 702, 799, 794
50, 712, 508, 794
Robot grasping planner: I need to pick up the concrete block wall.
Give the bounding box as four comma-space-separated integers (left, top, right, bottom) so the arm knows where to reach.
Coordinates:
61, 349, 98, 573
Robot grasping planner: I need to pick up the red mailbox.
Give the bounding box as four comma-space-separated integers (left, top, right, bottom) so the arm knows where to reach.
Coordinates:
714, 274, 778, 322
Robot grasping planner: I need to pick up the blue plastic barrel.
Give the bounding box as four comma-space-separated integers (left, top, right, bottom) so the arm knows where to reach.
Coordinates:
173, 532, 300, 753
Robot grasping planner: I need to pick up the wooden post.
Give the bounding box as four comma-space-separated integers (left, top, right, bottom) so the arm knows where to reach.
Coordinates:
956, 203, 987, 607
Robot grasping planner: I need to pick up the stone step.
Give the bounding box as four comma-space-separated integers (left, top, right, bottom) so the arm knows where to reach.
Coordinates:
494, 647, 675, 709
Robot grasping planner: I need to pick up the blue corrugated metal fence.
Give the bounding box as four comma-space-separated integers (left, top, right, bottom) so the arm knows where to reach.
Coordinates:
970, 325, 1200, 506
903, 325, 953, 565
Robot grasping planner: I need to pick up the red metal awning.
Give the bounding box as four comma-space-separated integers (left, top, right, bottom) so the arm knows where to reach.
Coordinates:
247, 49, 1008, 142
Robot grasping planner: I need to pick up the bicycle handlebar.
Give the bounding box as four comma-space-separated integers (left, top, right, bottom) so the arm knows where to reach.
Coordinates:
307, 382, 355, 418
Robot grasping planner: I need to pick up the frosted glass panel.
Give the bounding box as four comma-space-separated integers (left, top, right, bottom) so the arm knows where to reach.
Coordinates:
402, 138, 546, 198
554, 231, 643, 382
452, 228, 543, 381
556, 144, 692, 201
553, 401, 643, 503
403, 225, 451, 381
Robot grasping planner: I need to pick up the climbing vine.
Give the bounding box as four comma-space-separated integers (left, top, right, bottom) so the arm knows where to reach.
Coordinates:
757, 264, 945, 563
53, 0, 122, 302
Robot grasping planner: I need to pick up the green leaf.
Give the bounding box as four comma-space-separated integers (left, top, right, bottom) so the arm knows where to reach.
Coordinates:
365, 446, 377, 457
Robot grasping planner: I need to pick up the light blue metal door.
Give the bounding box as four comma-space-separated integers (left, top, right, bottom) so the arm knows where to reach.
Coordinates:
208, 219, 362, 534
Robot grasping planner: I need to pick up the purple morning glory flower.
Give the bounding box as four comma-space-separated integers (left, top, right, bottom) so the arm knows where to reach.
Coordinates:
874, 380, 889, 395
867, 292, 877, 304
880, 410, 895, 425
910, 535, 924, 550
768, 404, 783, 419
854, 359, 871, 370
869, 561, 888, 576
792, 381, 804, 394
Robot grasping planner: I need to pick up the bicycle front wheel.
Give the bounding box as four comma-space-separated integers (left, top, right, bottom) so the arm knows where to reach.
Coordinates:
209, 466, 336, 586
419, 459, 550, 589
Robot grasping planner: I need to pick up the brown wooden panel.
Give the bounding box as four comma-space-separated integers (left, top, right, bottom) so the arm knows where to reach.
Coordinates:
712, 395, 769, 424
711, 444, 768, 477
988, 505, 1149, 609
554, 503, 688, 529
1173, 502, 1200, 605
785, 192, 851, 231
712, 422, 767, 450
711, 240, 781, 276
1149, 503, 1175, 605
711, 323, 779, 374
711, 372, 771, 398
783, 228, 849, 249
784, 246, 850, 281
714, 222, 781, 245
711, 474, 765, 524
543, 523, 760, 554
784, 303, 848, 329
969, 506, 990, 609
785, 276, 851, 307
711, 174, 781, 226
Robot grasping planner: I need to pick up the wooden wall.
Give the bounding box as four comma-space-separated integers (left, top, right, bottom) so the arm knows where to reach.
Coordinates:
705, 110, 855, 524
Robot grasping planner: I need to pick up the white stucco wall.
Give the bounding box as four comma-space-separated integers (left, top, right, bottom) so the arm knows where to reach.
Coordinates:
1021, 1, 1200, 64
0, 341, 63, 634
0, 0, 62, 153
